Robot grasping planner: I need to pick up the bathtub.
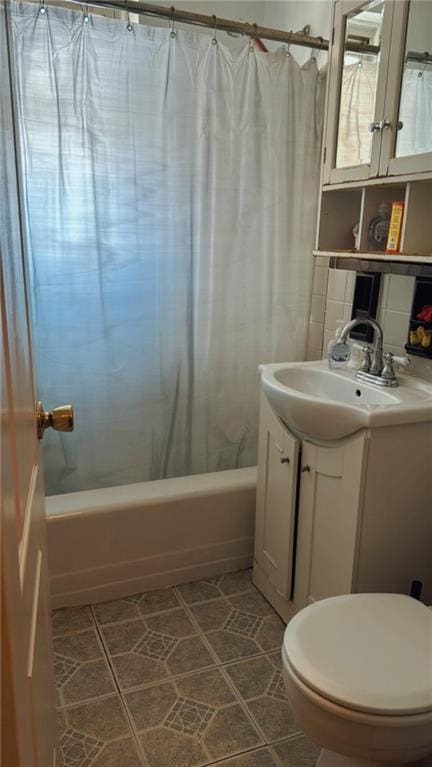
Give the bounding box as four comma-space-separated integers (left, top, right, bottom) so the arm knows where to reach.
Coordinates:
46, 467, 256, 609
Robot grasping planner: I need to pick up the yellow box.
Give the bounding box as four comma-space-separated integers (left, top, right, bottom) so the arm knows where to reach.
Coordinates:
386, 201, 404, 253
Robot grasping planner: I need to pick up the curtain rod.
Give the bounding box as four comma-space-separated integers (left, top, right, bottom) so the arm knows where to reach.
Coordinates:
46, 0, 426, 60
61, 0, 331, 50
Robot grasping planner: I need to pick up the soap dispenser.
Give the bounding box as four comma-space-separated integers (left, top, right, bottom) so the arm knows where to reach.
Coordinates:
328, 326, 351, 369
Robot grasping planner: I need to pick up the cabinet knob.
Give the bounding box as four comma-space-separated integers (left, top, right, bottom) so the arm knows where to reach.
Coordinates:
301, 465, 311, 473
280, 456, 290, 464
368, 120, 391, 133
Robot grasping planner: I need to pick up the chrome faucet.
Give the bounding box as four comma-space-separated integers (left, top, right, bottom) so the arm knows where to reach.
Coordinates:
338, 318, 398, 387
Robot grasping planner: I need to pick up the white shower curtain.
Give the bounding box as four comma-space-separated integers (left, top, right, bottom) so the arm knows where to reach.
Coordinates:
12, 2, 325, 494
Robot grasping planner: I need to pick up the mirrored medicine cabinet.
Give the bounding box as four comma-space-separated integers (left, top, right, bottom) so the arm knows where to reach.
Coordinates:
316, 0, 432, 265
324, 0, 432, 185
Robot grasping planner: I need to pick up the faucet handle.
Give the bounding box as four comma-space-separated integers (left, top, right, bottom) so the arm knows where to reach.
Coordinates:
359, 346, 372, 373
381, 352, 396, 381
392, 354, 411, 369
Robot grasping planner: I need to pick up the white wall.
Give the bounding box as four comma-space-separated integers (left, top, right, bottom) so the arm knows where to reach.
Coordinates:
263, 0, 332, 63
264, 0, 331, 38
406, 1, 432, 54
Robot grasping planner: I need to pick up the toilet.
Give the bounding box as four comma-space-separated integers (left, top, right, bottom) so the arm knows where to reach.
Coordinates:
282, 593, 432, 767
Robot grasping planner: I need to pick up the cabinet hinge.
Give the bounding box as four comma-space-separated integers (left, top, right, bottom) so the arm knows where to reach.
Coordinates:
331, 26, 335, 45
323, 146, 327, 164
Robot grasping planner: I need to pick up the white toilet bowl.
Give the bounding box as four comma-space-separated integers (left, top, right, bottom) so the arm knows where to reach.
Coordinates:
282, 594, 432, 767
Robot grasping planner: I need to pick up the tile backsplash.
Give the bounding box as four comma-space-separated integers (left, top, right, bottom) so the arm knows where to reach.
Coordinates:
307, 262, 432, 383
307, 256, 329, 361
379, 274, 414, 351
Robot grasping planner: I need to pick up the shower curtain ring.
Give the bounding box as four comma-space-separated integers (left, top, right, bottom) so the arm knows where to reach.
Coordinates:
249, 22, 257, 52
286, 31, 293, 57
313, 36, 324, 61
83, 2, 89, 23
125, 0, 133, 31
39, 0, 46, 16
170, 6, 176, 38
212, 14, 217, 45
418, 54, 427, 78
310, 36, 324, 64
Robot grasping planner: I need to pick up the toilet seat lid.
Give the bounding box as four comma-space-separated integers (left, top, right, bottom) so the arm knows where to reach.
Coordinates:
284, 594, 432, 715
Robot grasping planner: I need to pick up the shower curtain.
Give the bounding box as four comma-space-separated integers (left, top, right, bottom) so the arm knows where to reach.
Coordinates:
12, 2, 325, 494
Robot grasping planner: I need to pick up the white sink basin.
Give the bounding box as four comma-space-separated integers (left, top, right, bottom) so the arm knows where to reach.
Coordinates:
260, 360, 432, 441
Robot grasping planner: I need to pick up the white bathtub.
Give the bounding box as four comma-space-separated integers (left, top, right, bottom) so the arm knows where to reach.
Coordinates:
46, 467, 256, 609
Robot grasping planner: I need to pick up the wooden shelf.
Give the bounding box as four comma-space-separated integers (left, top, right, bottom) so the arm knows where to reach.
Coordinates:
322, 171, 432, 192
317, 180, 432, 263
411, 319, 432, 328
405, 343, 432, 359
313, 250, 432, 264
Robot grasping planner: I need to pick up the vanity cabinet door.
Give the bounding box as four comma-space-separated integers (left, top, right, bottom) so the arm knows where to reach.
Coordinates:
323, 0, 395, 184
254, 396, 300, 600
380, 0, 432, 177
293, 433, 367, 608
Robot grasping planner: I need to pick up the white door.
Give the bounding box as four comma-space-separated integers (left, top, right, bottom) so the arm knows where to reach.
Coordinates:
1, 1, 72, 763
293, 434, 367, 609
254, 396, 300, 600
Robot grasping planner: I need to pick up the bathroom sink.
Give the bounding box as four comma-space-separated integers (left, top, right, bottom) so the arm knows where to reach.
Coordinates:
260, 361, 432, 441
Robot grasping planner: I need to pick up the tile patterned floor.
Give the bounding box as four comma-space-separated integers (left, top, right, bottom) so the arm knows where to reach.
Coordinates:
53, 570, 320, 767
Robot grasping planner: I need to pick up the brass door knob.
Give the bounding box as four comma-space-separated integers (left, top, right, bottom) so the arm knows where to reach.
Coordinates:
36, 401, 74, 440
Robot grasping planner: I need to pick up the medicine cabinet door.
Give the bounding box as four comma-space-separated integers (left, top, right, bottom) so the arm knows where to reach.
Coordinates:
381, 0, 432, 177
323, 0, 394, 184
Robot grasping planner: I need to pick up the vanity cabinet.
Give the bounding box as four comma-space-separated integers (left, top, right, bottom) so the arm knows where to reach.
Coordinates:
254, 395, 299, 610
324, 0, 432, 185
293, 434, 366, 607
253, 395, 432, 619
253, 395, 368, 619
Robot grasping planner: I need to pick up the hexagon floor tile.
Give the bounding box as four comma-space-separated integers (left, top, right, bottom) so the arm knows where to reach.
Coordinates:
52, 570, 324, 767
